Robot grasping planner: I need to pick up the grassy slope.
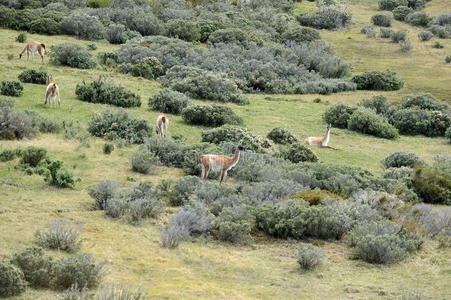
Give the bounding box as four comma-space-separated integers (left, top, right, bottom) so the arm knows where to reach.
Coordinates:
0, 0, 450, 299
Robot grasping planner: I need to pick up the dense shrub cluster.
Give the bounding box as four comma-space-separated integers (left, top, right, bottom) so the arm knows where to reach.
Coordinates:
405, 12, 433, 27
400, 94, 449, 111
215, 206, 254, 244
390, 30, 407, 43
130, 149, 159, 174
359, 95, 391, 115
60, 11, 105, 40
352, 70, 404, 91
418, 30, 433, 41
378, 0, 408, 11
0, 106, 37, 140
0, 260, 27, 297
296, 3, 352, 30
105, 23, 141, 44
75, 77, 141, 108
297, 243, 325, 271
11, 247, 55, 288
382, 152, 422, 168
181, 104, 242, 126
323, 102, 356, 128
390, 108, 450, 137
380, 28, 394, 38
35, 218, 81, 252
412, 162, 451, 205
0, 80, 23, 97
18, 69, 48, 84
347, 108, 399, 139
148, 89, 191, 114
393, 6, 413, 21
372, 14, 392, 27
267, 127, 298, 145
118, 56, 164, 80
278, 143, 319, 163
50, 43, 96, 69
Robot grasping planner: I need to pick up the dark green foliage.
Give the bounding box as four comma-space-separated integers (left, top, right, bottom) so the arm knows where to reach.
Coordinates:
181, 104, 242, 126
446, 56, 451, 64
130, 149, 159, 174
60, 11, 105, 40
390, 30, 407, 43
0, 106, 36, 140
19, 146, 46, 169
400, 94, 448, 111
295, 79, 356, 95
358, 95, 390, 115
378, 0, 408, 10
372, 14, 392, 27
75, 77, 141, 108
148, 89, 191, 114
215, 206, 254, 244
348, 108, 399, 139
41, 159, 75, 188
432, 41, 444, 49
0, 149, 18, 162
105, 23, 141, 44
382, 152, 422, 168
279, 143, 318, 163
418, 30, 433, 41
29, 17, 60, 35
35, 218, 81, 252
201, 125, 271, 153
18, 69, 47, 84
0, 260, 27, 297
393, 6, 413, 21
267, 127, 299, 145
446, 127, 451, 143
16, 32, 27, 43
50, 44, 96, 69
103, 143, 114, 154
390, 108, 450, 137
380, 28, 394, 38
208, 28, 253, 46
118, 57, 164, 80
54, 253, 105, 289
87, 43, 97, 51
140, 136, 185, 167
405, 12, 433, 27
323, 102, 356, 128
167, 19, 201, 42
352, 70, 404, 91
88, 180, 121, 210
0, 80, 23, 96
88, 110, 152, 144
164, 176, 203, 206
413, 163, 451, 205
297, 243, 325, 270
281, 26, 321, 43
296, 5, 352, 29
11, 246, 56, 288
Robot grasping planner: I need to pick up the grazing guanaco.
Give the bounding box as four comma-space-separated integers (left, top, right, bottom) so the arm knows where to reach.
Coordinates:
156, 114, 169, 137
200, 145, 244, 184
45, 75, 61, 107
19, 41, 46, 63
304, 124, 336, 149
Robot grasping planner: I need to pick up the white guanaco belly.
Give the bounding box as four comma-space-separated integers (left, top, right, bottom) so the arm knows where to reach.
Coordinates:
205, 155, 223, 172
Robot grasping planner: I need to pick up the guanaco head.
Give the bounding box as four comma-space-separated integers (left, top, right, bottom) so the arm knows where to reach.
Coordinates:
46, 74, 53, 86
40, 43, 46, 50
326, 123, 332, 130
237, 145, 245, 151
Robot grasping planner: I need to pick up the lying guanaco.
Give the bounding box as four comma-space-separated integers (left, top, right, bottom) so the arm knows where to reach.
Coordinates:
19, 40, 46, 63
200, 145, 244, 184
304, 124, 336, 149
156, 114, 169, 137
45, 75, 61, 107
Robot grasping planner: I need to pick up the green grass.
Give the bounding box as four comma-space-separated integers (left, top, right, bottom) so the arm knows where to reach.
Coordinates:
1, 0, 451, 298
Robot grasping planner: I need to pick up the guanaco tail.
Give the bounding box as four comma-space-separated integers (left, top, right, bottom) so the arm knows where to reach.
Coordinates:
19, 41, 46, 63
200, 145, 244, 184
45, 75, 61, 107
304, 124, 336, 149
156, 114, 169, 137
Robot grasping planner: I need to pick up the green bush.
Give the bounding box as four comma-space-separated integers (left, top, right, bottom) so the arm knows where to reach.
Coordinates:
18, 69, 48, 84
141, 136, 185, 167
390, 108, 450, 137
390, 30, 407, 43
297, 243, 325, 271
372, 14, 392, 27
88, 180, 121, 210
446, 127, 451, 143
54, 253, 105, 289
50, 43, 96, 69
88, 110, 152, 144
148, 89, 191, 114
60, 11, 105, 40
16, 32, 27, 43
432, 41, 444, 49
428, 25, 450, 39
413, 163, 451, 205
215, 206, 254, 244
0, 149, 18, 162
296, 6, 352, 30
201, 125, 271, 153
358, 95, 391, 115
19, 146, 47, 167
0, 107, 36, 140
208, 28, 253, 46
383, 166, 414, 179
400, 94, 448, 111
0, 260, 27, 297
23, 110, 61, 134
267, 127, 299, 145
406, 12, 433, 27
130, 149, 159, 174
382, 152, 422, 168
393, 6, 413, 21
281, 26, 321, 43
75, 77, 141, 108
105, 23, 141, 44
380, 28, 394, 38
348, 108, 399, 139
43, 159, 75, 188
181, 104, 242, 126
87, 43, 97, 51
164, 176, 202, 206
323, 102, 356, 128
29, 17, 61, 35
102, 143, 114, 154
279, 143, 318, 163
35, 218, 81, 252
352, 70, 404, 91
167, 19, 201, 42
118, 57, 164, 80
0, 80, 23, 96
378, 0, 408, 10
11, 246, 56, 288
418, 30, 433, 41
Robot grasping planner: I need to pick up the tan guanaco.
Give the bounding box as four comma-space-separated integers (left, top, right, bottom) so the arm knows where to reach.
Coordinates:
19, 40, 46, 63
45, 75, 61, 107
304, 124, 336, 149
156, 114, 169, 137
200, 145, 244, 184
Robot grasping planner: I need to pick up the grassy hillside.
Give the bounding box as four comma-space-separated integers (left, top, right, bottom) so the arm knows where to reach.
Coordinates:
0, 0, 450, 299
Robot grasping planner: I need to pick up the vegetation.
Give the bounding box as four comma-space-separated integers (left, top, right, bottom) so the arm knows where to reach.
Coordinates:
50, 43, 96, 69
18, 69, 48, 84
181, 104, 242, 126
267, 127, 299, 145
148, 89, 191, 114
297, 243, 325, 271
352, 70, 404, 91
0, 260, 27, 297
0, 80, 23, 96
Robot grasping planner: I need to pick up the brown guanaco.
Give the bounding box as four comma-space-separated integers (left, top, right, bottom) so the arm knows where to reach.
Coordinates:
304, 124, 336, 149
19, 40, 46, 63
200, 145, 244, 184
45, 75, 61, 107
156, 114, 169, 137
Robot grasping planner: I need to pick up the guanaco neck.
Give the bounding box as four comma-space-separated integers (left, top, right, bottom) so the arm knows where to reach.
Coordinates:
323, 127, 331, 146
229, 149, 241, 166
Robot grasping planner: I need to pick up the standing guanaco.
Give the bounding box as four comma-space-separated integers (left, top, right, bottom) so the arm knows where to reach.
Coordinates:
304, 124, 336, 149
19, 41, 46, 63
156, 114, 169, 137
45, 75, 61, 107
200, 145, 244, 184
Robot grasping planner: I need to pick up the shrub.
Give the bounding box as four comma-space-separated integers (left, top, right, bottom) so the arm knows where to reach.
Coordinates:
280, 26, 321, 43
279, 143, 319, 163
383, 167, 414, 179
19, 146, 47, 167
295, 79, 357, 95
169, 205, 213, 236
323, 102, 356, 128
378, 0, 408, 10
75, 77, 141, 108
432, 41, 444, 49
55, 253, 105, 289
390, 30, 407, 43
446, 127, 451, 143
23, 110, 61, 133
0, 149, 18, 162
148, 89, 191, 114
446, 56, 451, 64
359, 95, 390, 115
406, 12, 433, 27
88, 180, 121, 210
43, 159, 76, 188
393, 6, 413, 21
87, 43, 97, 51
126, 196, 163, 224
436, 12, 451, 26
0, 260, 26, 297
105, 23, 141, 44
267, 127, 299, 145
181, 104, 242, 126
352, 70, 404, 91
215, 206, 254, 244
0, 107, 36, 140
372, 14, 392, 27
297, 243, 325, 271
167, 19, 201, 42
160, 225, 190, 248
382, 152, 422, 168
0, 80, 23, 96
88, 110, 152, 144
165, 176, 203, 206
390, 108, 450, 137
60, 12, 105, 40
291, 189, 342, 206
118, 57, 164, 80
130, 149, 159, 174
208, 28, 252, 46
11, 246, 55, 288
400, 39, 413, 52
18, 69, 48, 84
16, 32, 27, 43
50, 44, 96, 69
296, 5, 352, 29
400, 94, 448, 111
103, 143, 114, 154
35, 218, 82, 252
201, 125, 271, 153
418, 30, 433, 41
348, 108, 399, 139
380, 28, 394, 38
413, 163, 451, 205
428, 25, 450, 39
96, 283, 148, 300
141, 136, 185, 167
29, 17, 61, 35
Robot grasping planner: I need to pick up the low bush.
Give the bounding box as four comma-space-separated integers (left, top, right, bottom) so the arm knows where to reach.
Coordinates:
400, 94, 448, 111
88, 110, 152, 144
323, 102, 356, 128
130, 149, 159, 174
446, 56, 451, 64
87, 43, 97, 51
383, 167, 414, 179
29, 18, 61, 35
160, 225, 190, 248
102, 142, 114, 154
0, 107, 36, 140
378, 0, 408, 11
348, 108, 399, 139
0, 260, 27, 297
167, 19, 201, 42
432, 41, 444, 49
18, 69, 48, 84
406, 12, 433, 27
201, 125, 271, 153
215, 206, 254, 244
380, 28, 394, 38
352, 70, 404, 91
280, 26, 321, 43
361, 25, 377, 38
42, 159, 75, 188
181, 104, 242, 126
54, 253, 105, 290
164, 176, 203, 206
358, 95, 391, 115
148, 89, 191, 114
390, 30, 407, 43
400, 39, 413, 52
60, 12, 105, 40
296, 5, 352, 30
88, 180, 121, 210
428, 25, 450, 39
16, 32, 27, 43
382, 152, 422, 168
446, 127, 451, 143
35, 218, 82, 253
297, 243, 325, 271
267, 127, 298, 145
390, 108, 450, 137
393, 6, 413, 21
141, 136, 185, 167
295, 79, 357, 95
0, 149, 18, 162
208, 28, 254, 46
279, 143, 319, 163
75, 77, 141, 108
23, 110, 61, 133
291, 189, 342, 206
0, 80, 23, 97
418, 30, 433, 41
413, 163, 451, 205
19, 146, 47, 167
372, 14, 392, 27
11, 246, 55, 288
105, 23, 141, 44
118, 57, 164, 80
50, 44, 96, 69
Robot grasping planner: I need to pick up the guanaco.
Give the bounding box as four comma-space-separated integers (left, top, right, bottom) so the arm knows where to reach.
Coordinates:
45, 75, 61, 107
200, 145, 244, 184
304, 124, 336, 149
156, 114, 169, 137
19, 41, 46, 63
